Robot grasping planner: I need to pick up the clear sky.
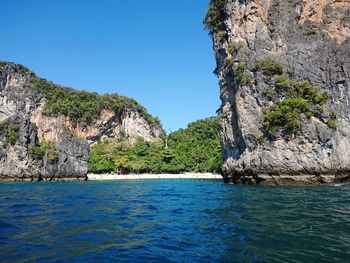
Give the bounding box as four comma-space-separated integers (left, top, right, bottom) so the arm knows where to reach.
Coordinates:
0, 0, 219, 132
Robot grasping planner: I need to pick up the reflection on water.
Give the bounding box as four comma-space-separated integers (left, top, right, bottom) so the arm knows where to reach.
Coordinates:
0, 181, 349, 262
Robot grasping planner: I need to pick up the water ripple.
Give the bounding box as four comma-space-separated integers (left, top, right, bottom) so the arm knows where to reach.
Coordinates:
0, 181, 349, 262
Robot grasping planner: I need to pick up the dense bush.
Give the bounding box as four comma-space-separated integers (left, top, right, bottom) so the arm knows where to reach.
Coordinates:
275, 75, 291, 90
227, 41, 244, 56
327, 110, 338, 129
256, 59, 284, 76
263, 76, 331, 137
6, 124, 20, 145
204, 0, 228, 41
29, 140, 59, 162
264, 86, 275, 97
234, 61, 252, 85
32, 76, 161, 127
263, 98, 310, 135
88, 117, 223, 174
0, 121, 20, 146
303, 25, 318, 36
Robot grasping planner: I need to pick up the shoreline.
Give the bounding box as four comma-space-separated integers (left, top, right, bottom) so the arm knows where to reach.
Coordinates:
87, 173, 223, 180
2, 173, 349, 185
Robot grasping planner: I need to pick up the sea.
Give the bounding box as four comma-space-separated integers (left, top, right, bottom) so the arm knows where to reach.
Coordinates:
0, 180, 349, 262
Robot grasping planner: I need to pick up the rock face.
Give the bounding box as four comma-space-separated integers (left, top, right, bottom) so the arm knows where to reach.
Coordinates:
208, 0, 350, 185
0, 62, 163, 181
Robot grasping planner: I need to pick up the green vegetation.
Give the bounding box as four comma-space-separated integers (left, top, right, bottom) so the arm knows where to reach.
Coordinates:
0, 62, 162, 130
0, 121, 20, 146
256, 59, 284, 76
234, 61, 252, 85
6, 124, 20, 145
88, 117, 222, 174
29, 140, 59, 162
0, 121, 7, 133
216, 31, 228, 42
264, 86, 275, 97
303, 25, 318, 36
0, 61, 30, 74
32, 76, 161, 127
263, 98, 311, 135
275, 75, 291, 90
327, 110, 338, 129
204, 0, 228, 41
262, 76, 330, 137
327, 119, 337, 129
0, 61, 7, 68
227, 41, 244, 56
237, 73, 253, 85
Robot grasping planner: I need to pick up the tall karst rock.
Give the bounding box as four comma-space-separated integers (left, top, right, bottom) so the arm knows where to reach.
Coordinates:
206, 0, 350, 184
0, 62, 163, 181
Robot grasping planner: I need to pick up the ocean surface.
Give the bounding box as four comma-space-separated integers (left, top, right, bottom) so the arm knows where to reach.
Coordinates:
0, 180, 349, 263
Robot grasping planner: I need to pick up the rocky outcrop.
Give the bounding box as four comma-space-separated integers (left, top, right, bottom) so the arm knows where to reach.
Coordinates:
0, 62, 163, 181
30, 105, 161, 145
207, 0, 350, 185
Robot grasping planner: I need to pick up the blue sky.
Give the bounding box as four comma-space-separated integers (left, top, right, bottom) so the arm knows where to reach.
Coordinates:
0, 0, 219, 132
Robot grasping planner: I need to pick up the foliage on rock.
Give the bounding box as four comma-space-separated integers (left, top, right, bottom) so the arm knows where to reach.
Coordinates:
0, 121, 20, 146
31, 76, 161, 127
204, 0, 228, 41
256, 59, 284, 76
88, 117, 222, 174
29, 140, 59, 162
262, 75, 331, 137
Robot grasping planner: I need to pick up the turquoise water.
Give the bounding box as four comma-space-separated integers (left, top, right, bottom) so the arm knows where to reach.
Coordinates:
0, 180, 349, 262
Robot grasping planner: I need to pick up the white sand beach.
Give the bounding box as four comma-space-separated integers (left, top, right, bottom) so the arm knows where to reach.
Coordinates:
87, 173, 222, 180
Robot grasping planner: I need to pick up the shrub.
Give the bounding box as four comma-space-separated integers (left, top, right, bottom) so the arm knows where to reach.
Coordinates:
216, 30, 228, 42
262, 76, 331, 136
329, 110, 337, 119
236, 61, 246, 72
0, 61, 7, 68
304, 25, 318, 36
0, 121, 6, 132
234, 61, 252, 85
327, 119, 337, 129
263, 98, 309, 135
227, 41, 244, 56
226, 57, 234, 66
275, 75, 291, 90
256, 59, 283, 76
288, 80, 329, 107
29, 140, 59, 162
264, 86, 275, 97
237, 73, 252, 85
6, 124, 20, 145
204, 0, 228, 33
305, 112, 314, 119
327, 110, 338, 129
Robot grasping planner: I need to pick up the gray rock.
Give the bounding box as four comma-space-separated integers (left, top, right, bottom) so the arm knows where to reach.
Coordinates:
0, 62, 162, 181
210, 0, 350, 184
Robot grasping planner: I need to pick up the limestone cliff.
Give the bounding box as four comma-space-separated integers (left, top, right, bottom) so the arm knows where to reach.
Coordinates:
0, 62, 163, 181
207, 0, 350, 185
